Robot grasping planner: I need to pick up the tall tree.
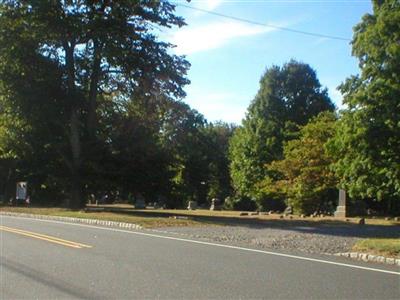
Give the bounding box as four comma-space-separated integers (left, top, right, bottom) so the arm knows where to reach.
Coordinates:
203, 122, 235, 202
229, 60, 334, 205
264, 112, 338, 214
159, 100, 209, 207
0, 1, 189, 208
329, 0, 400, 212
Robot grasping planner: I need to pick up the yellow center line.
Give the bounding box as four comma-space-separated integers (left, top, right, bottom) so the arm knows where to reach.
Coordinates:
0, 225, 92, 249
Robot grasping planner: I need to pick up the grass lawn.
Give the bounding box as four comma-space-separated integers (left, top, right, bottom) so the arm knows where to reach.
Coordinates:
2, 205, 399, 227
0, 204, 400, 228
0, 206, 213, 228
353, 238, 400, 258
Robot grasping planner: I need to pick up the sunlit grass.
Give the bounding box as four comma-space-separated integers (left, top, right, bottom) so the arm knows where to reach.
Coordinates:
353, 238, 400, 258
1, 205, 399, 227
0, 206, 212, 228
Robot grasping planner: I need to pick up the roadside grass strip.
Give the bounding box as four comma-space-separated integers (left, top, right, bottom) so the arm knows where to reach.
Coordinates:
0, 225, 92, 249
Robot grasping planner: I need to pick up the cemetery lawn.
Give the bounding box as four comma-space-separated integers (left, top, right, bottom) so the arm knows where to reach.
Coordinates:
0, 206, 214, 228
353, 238, 400, 258
1, 205, 399, 227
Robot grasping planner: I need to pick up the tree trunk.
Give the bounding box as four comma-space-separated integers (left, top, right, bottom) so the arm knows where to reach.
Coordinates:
87, 40, 101, 138
69, 108, 83, 209
64, 41, 84, 209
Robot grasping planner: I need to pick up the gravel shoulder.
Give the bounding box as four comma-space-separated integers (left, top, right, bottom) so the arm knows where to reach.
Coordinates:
153, 223, 400, 257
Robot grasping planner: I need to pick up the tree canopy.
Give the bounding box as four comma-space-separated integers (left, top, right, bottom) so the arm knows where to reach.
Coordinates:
264, 112, 338, 214
0, 0, 189, 207
328, 0, 400, 211
229, 60, 334, 207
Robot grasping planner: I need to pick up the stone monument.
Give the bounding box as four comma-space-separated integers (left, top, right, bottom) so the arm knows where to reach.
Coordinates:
210, 198, 221, 211
15, 181, 28, 206
187, 200, 198, 210
135, 194, 146, 209
334, 189, 347, 218
283, 205, 293, 215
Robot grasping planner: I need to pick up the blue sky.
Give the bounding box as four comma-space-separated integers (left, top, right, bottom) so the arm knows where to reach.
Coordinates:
166, 0, 373, 124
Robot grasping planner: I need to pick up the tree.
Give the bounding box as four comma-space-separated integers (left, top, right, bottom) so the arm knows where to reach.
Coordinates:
263, 112, 338, 214
0, 1, 189, 208
329, 0, 400, 212
203, 122, 235, 202
229, 60, 334, 207
158, 100, 209, 207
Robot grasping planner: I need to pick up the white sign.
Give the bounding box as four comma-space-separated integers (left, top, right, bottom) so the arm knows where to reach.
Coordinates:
16, 182, 27, 200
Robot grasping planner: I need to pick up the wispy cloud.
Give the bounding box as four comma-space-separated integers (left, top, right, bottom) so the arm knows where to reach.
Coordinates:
170, 20, 277, 55
186, 91, 247, 124
314, 37, 329, 45
180, 0, 223, 11
204, 0, 223, 11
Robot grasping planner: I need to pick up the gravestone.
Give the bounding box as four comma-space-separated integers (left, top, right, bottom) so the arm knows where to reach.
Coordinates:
334, 189, 347, 218
283, 205, 293, 215
210, 198, 221, 211
135, 194, 146, 209
15, 181, 28, 206
187, 200, 198, 210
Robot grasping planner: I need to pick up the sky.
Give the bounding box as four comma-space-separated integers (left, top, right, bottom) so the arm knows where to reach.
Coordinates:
165, 0, 373, 124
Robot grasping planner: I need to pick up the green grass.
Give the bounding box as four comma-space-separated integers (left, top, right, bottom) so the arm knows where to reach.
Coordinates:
353, 238, 400, 258
0, 206, 213, 228
1, 205, 399, 229
88, 205, 400, 224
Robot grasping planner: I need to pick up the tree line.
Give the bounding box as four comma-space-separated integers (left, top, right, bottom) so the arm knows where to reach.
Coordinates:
0, 1, 399, 214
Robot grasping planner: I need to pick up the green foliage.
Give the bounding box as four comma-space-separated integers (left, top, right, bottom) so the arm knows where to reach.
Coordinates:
223, 195, 257, 211
229, 60, 334, 205
0, 1, 189, 207
329, 0, 400, 211
203, 122, 235, 202
264, 112, 338, 214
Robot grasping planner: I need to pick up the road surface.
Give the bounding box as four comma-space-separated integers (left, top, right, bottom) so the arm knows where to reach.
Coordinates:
1, 215, 399, 299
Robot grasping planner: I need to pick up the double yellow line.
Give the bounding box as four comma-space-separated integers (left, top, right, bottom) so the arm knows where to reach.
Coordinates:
0, 225, 92, 249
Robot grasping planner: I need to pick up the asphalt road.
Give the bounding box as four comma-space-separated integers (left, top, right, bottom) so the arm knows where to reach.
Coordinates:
1, 215, 399, 299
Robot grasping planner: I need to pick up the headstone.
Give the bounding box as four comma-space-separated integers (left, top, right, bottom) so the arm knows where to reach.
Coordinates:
187, 200, 198, 210
283, 205, 293, 215
334, 189, 347, 218
15, 181, 27, 206
134, 194, 146, 209
16, 181, 27, 200
210, 198, 221, 211
89, 194, 96, 205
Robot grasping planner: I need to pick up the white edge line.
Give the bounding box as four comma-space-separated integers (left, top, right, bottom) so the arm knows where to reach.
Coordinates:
2, 214, 399, 276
